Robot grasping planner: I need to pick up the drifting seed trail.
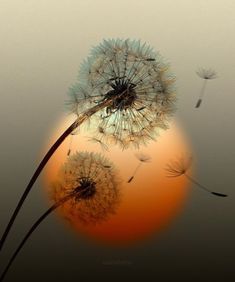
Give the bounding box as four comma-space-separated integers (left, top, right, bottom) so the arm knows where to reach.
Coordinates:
127, 153, 151, 183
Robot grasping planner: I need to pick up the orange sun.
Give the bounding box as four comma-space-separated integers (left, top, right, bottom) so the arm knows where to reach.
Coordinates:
43, 116, 192, 246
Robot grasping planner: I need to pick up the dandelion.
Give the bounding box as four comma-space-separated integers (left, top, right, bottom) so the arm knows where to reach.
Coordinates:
0, 38, 176, 251
127, 152, 151, 183
166, 155, 227, 197
67, 39, 176, 149
53, 151, 121, 224
0, 152, 121, 281
195, 68, 217, 108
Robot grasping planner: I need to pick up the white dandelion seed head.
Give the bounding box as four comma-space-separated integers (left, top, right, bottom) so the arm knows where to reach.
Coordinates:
67, 38, 177, 149
51, 152, 121, 225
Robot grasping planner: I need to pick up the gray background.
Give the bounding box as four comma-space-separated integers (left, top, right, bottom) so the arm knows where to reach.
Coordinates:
0, 0, 234, 281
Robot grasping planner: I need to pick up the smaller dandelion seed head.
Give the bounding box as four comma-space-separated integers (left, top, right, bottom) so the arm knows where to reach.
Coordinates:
73, 177, 96, 200
51, 152, 121, 225
165, 155, 192, 177
196, 68, 217, 80
135, 152, 151, 163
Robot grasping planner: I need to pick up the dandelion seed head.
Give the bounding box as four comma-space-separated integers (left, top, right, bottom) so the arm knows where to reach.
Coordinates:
165, 155, 192, 177
51, 152, 121, 225
67, 39, 176, 149
196, 68, 217, 80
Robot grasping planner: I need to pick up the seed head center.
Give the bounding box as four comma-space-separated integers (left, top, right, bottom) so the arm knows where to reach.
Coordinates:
74, 177, 96, 200
105, 80, 137, 111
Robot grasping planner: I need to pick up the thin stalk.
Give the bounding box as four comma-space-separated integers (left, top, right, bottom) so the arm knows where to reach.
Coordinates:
0, 99, 112, 252
127, 162, 142, 183
185, 174, 227, 197
0, 193, 75, 282
195, 79, 207, 108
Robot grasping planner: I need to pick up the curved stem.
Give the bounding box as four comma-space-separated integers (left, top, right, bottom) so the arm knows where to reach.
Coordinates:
0, 194, 74, 282
0, 99, 112, 252
0, 120, 76, 252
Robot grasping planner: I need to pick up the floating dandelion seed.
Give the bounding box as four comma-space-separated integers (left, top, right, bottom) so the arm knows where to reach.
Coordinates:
0, 38, 176, 251
166, 155, 227, 197
195, 68, 217, 108
127, 152, 151, 183
0, 152, 121, 281
87, 136, 109, 151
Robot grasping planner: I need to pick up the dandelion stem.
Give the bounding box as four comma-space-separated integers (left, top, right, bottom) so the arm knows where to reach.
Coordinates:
0, 193, 74, 282
0, 121, 77, 253
185, 174, 227, 197
0, 99, 112, 253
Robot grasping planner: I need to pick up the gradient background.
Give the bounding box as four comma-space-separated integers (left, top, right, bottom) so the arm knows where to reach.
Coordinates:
0, 1, 235, 281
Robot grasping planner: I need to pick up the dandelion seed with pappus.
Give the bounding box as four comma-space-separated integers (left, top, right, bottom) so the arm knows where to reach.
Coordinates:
127, 152, 151, 183
166, 155, 227, 197
0, 38, 177, 251
195, 68, 217, 108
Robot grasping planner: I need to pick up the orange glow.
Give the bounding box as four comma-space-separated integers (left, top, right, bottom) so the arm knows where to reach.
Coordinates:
43, 116, 192, 245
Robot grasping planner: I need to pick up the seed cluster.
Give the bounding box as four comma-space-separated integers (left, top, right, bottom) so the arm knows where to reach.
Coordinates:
51, 152, 121, 225
67, 39, 176, 149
